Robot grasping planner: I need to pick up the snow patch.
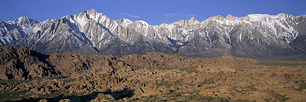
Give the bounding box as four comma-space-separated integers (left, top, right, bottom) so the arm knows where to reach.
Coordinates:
24, 26, 41, 33
121, 19, 132, 26
165, 24, 175, 31
232, 19, 241, 24
181, 29, 188, 36
74, 15, 88, 29
247, 14, 275, 21
137, 20, 149, 26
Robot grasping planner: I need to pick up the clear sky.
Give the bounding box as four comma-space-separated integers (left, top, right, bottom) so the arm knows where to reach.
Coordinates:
0, 0, 305, 25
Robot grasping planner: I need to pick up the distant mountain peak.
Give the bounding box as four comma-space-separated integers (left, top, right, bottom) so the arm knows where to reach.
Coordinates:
116, 18, 132, 25
84, 8, 98, 15
76, 8, 102, 20
17, 16, 30, 20
13, 16, 32, 23
189, 17, 199, 24
225, 14, 236, 21
189, 17, 196, 20
1, 9, 305, 59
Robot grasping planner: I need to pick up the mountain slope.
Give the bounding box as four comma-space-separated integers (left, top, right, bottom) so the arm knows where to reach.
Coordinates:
1, 9, 306, 58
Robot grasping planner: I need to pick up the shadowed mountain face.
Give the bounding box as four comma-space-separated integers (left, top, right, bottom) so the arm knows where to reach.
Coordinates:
1, 9, 306, 58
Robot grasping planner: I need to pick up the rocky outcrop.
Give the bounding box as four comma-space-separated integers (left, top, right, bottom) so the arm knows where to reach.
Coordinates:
0, 45, 58, 80
1, 45, 306, 101
0, 45, 198, 80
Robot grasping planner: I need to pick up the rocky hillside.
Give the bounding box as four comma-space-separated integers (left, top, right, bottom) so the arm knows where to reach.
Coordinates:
1, 45, 306, 102
0, 45, 199, 80
1, 9, 306, 58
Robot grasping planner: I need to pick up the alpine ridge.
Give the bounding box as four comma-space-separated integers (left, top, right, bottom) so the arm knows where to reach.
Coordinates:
1, 9, 306, 59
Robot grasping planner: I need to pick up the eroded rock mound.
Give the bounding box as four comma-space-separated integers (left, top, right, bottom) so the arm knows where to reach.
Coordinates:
0, 45, 58, 80
0, 45, 199, 80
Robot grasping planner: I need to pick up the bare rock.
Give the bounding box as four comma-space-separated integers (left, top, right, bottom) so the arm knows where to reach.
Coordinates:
39, 99, 48, 102
59, 99, 71, 102
91, 93, 115, 101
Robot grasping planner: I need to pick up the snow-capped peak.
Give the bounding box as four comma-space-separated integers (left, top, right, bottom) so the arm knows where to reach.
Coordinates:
205, 13, 295, 25
12, 16, 31, 24
134, 20, 149, 28
116, 18, 132, 26
225, 14, 237, 21
246, 14, 275, 21
189, 17, 199, 24
85, 8, 98, 15
64, 9, 111, 31
16, 16, 29, 21
136, 20, 148, 24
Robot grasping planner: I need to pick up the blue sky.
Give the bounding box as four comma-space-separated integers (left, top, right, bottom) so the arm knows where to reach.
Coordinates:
0, 0, 305, 25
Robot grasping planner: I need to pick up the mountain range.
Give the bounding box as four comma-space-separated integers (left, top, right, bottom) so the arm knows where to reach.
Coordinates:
1, 9, 306, 59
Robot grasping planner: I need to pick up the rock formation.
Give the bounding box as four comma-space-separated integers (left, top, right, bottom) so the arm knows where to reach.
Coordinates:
0, 45, 306, 101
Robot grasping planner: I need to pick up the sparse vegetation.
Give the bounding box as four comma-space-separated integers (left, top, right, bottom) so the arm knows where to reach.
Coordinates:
202, 78, 215, 85
0, 80, 26, 85
156, 67, 172, 70
294, 80, 306, 91
62, 78, 76, 83
179, 66, 199, 73
284, 80, 306, 92
266, 90, 290, 101
0, 90, 29, 102
258, 61, 306, 66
